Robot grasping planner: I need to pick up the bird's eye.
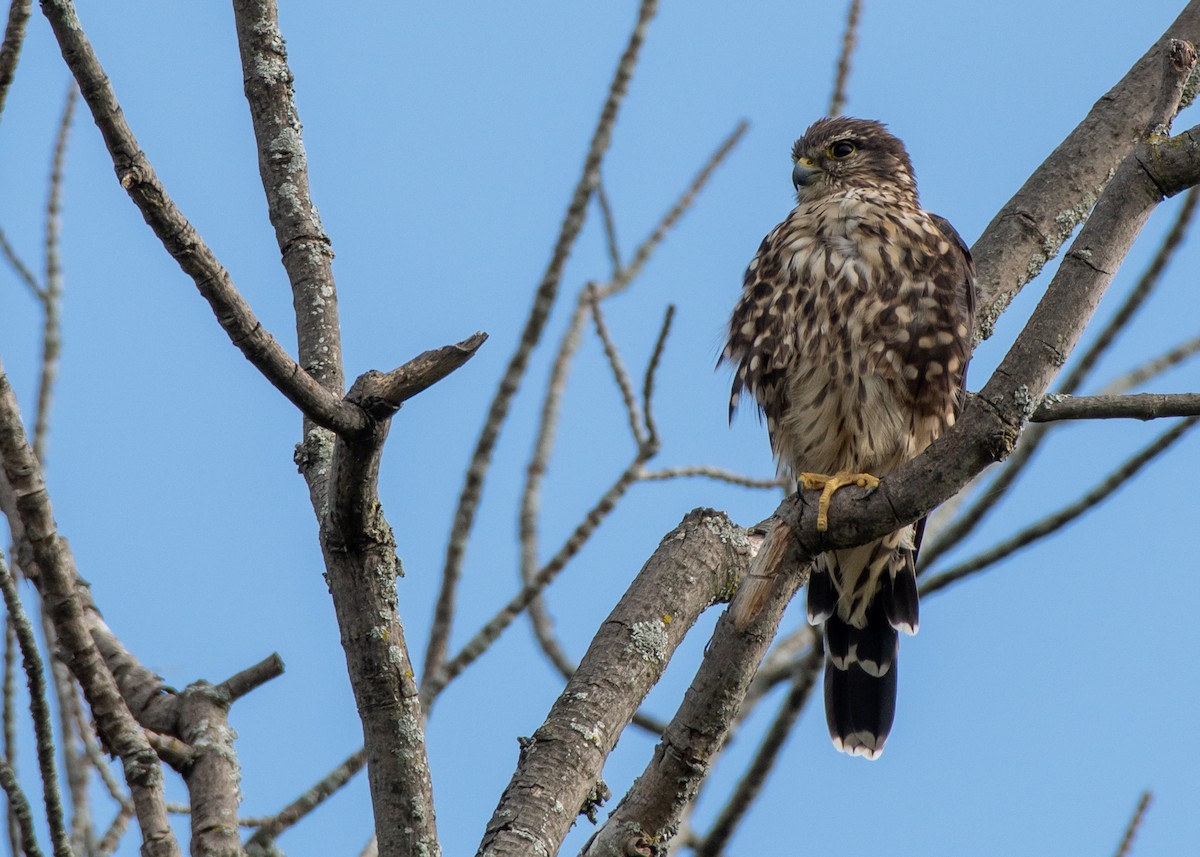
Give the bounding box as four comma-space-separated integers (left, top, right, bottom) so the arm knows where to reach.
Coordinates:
829, 141, 856, 159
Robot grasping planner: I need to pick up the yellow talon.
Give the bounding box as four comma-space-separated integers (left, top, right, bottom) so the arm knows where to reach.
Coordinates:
798, 470, 881, 531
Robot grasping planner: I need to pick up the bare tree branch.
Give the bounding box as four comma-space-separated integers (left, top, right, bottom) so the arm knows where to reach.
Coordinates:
479, 510, 750, 857
515, 123, 745, 688
0, 230, 40, 297
581, 526, 805, 857
430, 0, 660, 685
215, 653, 284, 704
32, 84, 75, 465
177, 683, 243, 856
1058, 185, 1198, 395
1113, 791, 1153, 857
595, 179, 622, 278
38, 0, 368, 437
0, 0, 30, 122
593, 121, 747, 302
0, 555, 70, 857
3, 618, 17, 857
827, 0, 862, 117
94, 805, 131, 857
232, 0, 344, 401
638, 466, 784, 490
1031, 392, 1200, 421
426, 455, 650, 708
641, 305, 674, 447
244, 747, 364, 853
588, 286, 648, 448
317, 377, 440, 854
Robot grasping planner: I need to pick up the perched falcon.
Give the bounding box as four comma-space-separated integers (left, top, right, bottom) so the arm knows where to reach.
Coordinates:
722, 117, 975, 759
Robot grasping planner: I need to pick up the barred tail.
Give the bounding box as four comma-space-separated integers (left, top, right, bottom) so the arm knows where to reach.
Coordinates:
809, 548, 919, 759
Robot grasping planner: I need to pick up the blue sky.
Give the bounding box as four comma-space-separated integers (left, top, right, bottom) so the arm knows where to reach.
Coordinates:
1, 2, 1198, 855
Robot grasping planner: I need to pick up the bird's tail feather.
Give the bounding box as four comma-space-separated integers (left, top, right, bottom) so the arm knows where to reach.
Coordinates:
817, 547, 919, 759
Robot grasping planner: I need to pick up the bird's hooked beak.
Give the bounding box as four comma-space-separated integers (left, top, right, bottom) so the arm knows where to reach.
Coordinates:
792, 157, 821, 190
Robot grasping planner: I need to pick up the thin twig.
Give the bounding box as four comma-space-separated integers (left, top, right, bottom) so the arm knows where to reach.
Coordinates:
595, 178, 622, 277
0, 230, 40, 297
94, 805, 132, 857
243, 747, 365, 849
593, 120, 747, 301
922, 416, 1199, 596
638, 465, 785, 490
0, 554, 71, 857
514, 122, 745, 689
426, 458, 649, 706
827, 0, 863, 117
588, 285, 646, 447
73, 709, 129, 809
427, 0, 660, 688
33, 84, 75, 466
3, 617, 18, 857
1113, 791, 1153, 857
357, 835, 379, 857
694, 642, 823, 857
48, 622, 87, 857
641, 305, 674, 447
1102, 332, 1200, 394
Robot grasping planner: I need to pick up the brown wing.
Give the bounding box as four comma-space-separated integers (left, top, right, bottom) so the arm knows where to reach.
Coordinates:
720, 230, 800, 448
868, 212, 975, 424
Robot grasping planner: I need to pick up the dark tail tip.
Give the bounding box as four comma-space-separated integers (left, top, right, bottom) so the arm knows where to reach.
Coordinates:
823, 608, 899, 760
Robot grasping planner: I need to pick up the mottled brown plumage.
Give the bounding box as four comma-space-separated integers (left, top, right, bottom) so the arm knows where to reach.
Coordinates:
722, 117, 975, 758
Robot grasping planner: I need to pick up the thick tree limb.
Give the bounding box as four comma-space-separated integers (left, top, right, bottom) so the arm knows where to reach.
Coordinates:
476, 510, 749, 857
232, 0, 344, 399
580, 522, 805, 857
318, 371, 442, 856
177, 683, 243, 856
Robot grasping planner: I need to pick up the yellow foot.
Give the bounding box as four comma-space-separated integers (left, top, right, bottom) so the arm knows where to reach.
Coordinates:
798, 471, 881, 531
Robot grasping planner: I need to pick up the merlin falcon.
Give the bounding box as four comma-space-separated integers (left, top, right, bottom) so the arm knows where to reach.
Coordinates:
722, 117, 975, 758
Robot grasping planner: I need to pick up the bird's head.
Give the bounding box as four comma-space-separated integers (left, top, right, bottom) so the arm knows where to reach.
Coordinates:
790, 116, 917, 201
